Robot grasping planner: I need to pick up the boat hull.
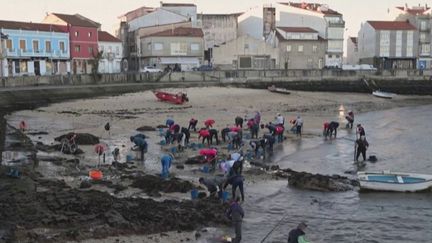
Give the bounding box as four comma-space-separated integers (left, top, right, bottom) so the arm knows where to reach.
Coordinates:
153, 91, 188, 105
372, 91, 396, 99
358, 171, 432, 192
268, 86, 291, 95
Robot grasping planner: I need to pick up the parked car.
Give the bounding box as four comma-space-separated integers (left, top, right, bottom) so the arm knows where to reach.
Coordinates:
192, 65, 213, 71
142, 66, 162, 73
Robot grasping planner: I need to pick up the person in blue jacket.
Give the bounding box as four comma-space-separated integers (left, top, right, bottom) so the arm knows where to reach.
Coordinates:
130, 135, 148, 162
161, 153, 174, 178
165, 118, 175, 128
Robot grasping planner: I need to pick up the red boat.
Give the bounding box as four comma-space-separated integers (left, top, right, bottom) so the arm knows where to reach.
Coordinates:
152, 90, 189, 104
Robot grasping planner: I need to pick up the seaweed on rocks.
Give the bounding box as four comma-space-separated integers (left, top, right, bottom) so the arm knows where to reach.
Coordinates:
54, 133, 99, 145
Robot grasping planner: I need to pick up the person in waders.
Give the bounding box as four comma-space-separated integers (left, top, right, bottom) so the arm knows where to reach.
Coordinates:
355, 136, 369, 162
226, 197, 244, 243
288, 222, 310, 243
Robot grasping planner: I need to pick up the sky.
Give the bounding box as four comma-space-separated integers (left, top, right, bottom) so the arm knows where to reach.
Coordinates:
1, 0, 430, 38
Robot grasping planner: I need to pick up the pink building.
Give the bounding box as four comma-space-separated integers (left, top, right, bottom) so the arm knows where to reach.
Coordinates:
43, 13, 100, 74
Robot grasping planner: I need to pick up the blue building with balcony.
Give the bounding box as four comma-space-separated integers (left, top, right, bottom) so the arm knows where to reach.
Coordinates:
0, 20, 70, 77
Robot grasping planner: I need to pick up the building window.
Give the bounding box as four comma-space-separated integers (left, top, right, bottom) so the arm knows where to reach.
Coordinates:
14, 60, 20, 74
421, 44, 430, 55
88, 46, 94, 54
298, 45, 303, 52
147, 42, 152, 51
19, 39, 26, 51
45, 41, 51, 53
116, 46, 120, 55
239, 56, 252, 68
32, 40, 39, 53
75, 31, 79, 37
244, 44, 249, 50
286, 45, 291, 52
312, 45, 317, 52
6, 39, 12, 51
191, 43, 200, 51
154, 43, 163, 51
59, 41, 65, 52
100, 45, 104, 52
75, 45, 80, 52
20, 61, 28, 73
88, 32, 92, 38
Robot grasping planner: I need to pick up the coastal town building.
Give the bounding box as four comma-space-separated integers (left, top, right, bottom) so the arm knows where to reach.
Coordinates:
97, 31, 123, 73
393, 5, 432, 69
238, 2, 345, 68
346, 37, 359, 65
197, 13, 240, 64
275, 27, 326, 69
212, 35, 278, 70
0, 20, 70, 77
138, 27, 204, 71
43, 13, 101, 74
117, 2, 198, 71
358, 21, 417, 69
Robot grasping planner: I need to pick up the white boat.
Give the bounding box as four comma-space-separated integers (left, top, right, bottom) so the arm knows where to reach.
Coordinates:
372, 90, 396, 99
357, 171, 432, 192
268, 85, 291, 95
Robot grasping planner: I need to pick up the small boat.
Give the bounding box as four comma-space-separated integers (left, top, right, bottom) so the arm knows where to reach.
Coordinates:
372, 90, 396, 99
357, 171, 432, 192
152, 90, 188, 105
268, 85, 291, 95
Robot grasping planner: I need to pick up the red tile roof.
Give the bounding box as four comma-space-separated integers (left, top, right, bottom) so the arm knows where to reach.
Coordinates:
349, 37, 357, 44
367, 21, 416, 30
0, 20, 68, 32
396, 6, 430, 15
279, 2, 341, 15
146, 27, 203, 37
98, 31, 121, 42
51, 13, 100, 28
277, 27, 318, 33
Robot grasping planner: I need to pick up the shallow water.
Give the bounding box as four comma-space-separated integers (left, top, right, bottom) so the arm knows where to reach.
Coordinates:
244, 104, 432, 243
3, 103, 432, 242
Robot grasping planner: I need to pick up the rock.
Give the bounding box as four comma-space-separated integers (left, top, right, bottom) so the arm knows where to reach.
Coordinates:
286, 170, 357, 192
198, 192, 207, 199
184, 156, 205, 165
129, 174, 195, 194
176, 164, 185, 169
136, 126, 155, 131
80, 181, 92, 189
54, 133, 99, 145
156, 125, 168, 128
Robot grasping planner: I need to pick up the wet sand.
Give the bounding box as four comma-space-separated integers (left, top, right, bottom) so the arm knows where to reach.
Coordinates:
5, 87, 432, 242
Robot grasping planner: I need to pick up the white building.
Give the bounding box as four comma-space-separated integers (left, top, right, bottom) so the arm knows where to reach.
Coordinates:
238, 2, 345, 68
98, 31, 123, 73
358, 21, 417, 69
212, 35, 278, 69
346, 37, 359, 65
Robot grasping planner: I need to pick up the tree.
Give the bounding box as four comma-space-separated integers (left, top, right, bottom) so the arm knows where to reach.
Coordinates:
91, 50, 103, 81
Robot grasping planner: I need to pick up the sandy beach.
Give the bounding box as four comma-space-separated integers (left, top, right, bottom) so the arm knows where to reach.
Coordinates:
5, 87, 432, 243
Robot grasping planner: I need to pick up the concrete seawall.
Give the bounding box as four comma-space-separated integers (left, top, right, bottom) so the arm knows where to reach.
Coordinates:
1, 70, 432, 111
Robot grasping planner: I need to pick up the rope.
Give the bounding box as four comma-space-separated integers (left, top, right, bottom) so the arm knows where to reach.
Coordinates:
259, 212, 290, 243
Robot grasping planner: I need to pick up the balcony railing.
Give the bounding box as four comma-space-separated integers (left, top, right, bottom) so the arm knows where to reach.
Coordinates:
5, 49, 69, 58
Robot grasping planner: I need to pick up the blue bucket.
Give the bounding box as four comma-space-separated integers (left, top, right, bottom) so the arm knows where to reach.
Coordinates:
198, 143, 204, 149
170, 147, 177, 153
227, 143, 233, 151
202, 165, 209, 173
160, 139, 167, 145
191, 189, 198, 200
126, 154, 133, 163
222, 191, 230, 202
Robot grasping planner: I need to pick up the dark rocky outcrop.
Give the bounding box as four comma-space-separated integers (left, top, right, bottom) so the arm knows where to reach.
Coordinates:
127, 174, 195, 194
54, 133, 99, 145
136, 125, 155, 132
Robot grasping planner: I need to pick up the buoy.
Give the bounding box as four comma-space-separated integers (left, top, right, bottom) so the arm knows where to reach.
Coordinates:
89, 170, 103, 180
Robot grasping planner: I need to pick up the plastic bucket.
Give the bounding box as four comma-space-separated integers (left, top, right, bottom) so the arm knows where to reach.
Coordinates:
160, 139, 166, 145
222, 191, 230, 202
126, 154, 133, 163
170, 147, 177, 153
227, 143, 233, 150
202, 165, 209, 173
89, 170, 103, 180
191, 189, 198, 200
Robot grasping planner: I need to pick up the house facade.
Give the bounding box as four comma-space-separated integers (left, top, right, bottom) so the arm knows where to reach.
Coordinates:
394, 5, 432, 69
346, 37, 359, 65
197, 13, 240, 63
43, 13, 100, 74
212, 35, 278, 70
139, 27, 204, 71
98, 31, 123, 73
275, 27, 326, 69
358, 21, 418, 69
238, 2, 345, 68
0, 20, 70, 77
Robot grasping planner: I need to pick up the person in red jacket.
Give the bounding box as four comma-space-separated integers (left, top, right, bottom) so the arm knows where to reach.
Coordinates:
198, 128, 211, 145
